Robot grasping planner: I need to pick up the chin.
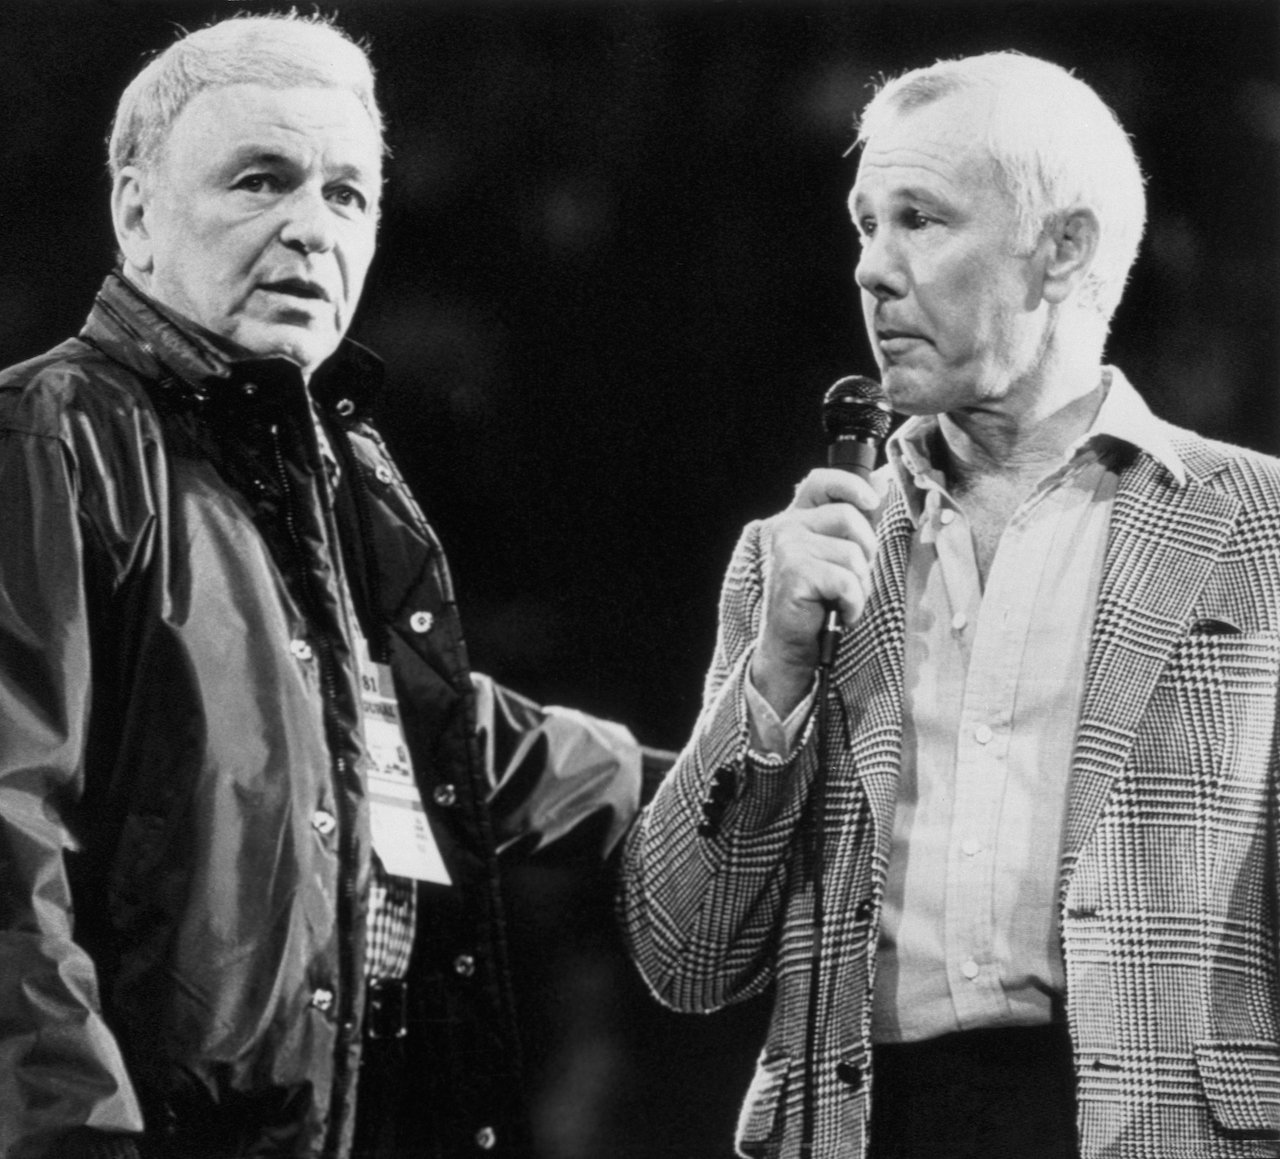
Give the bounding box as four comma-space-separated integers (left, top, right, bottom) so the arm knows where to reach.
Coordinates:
242, 324, 339, 378
880, 369, 933, 416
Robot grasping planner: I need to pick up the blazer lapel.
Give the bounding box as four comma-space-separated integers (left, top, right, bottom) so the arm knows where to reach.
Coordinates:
1062, 450, 1239, 880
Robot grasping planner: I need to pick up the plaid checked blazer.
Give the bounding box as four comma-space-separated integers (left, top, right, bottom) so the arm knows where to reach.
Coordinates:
622, 424, 1280, 1158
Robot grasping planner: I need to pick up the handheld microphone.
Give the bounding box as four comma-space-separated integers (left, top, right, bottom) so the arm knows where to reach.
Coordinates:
817, 375, 891, 666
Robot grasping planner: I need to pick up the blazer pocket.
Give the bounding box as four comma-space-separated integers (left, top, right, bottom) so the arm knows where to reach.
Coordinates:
735, 1049, 792, 1158
1189, 616, 1244, 636
1195, 1040, 1280, 1140
1162, 631, 1280, 702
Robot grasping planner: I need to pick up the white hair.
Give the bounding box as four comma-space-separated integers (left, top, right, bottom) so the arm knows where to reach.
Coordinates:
108, 12, 384, 180
857, 51, 1146, 320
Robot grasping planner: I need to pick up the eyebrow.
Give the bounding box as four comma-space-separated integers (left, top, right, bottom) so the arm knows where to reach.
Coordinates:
851, 183, 951, 213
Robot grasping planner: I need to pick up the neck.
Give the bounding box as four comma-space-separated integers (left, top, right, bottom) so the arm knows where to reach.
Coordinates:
939, 323, 1108, 491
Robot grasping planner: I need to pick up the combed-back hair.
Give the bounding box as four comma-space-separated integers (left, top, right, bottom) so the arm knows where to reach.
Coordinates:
857, 51, 1146, 320
108, 11, 383, 180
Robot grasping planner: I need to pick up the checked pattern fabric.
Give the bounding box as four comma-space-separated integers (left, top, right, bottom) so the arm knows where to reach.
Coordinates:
623, 422, 1280, 1159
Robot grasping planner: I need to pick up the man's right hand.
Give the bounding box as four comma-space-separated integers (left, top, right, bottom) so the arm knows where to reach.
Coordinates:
749, 468, 881, 718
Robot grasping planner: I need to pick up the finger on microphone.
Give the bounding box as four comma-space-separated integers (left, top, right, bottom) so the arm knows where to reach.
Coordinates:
792, 467, 881, 513
801, 503, 877, 562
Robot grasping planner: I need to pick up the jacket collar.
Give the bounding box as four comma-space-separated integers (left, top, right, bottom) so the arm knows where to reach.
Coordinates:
80, 269, 384, 427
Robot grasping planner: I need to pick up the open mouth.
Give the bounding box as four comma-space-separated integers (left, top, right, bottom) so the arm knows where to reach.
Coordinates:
260, 278, 329, 302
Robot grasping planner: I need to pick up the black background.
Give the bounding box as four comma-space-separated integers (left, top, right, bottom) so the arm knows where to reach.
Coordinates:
1, 2, 1276, 1155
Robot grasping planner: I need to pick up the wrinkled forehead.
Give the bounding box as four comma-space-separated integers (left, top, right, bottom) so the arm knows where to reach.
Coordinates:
851, 91, 1003, 204
160, 83, 383, 175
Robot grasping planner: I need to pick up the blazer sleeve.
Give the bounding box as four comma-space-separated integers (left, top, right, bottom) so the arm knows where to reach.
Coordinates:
619, 520, 820, 1013
0, 409, 144, 1155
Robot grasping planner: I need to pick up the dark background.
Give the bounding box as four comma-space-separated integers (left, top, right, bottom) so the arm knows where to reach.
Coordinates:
1, 1, 1276, 1155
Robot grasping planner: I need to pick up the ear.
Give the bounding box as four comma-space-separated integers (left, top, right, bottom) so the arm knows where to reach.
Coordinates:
1041, 207, 1099, 305
111, 166, 155, 275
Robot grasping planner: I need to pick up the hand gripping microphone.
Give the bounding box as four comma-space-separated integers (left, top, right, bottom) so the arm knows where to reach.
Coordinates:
816, 376, 892, 667
800, 375, 891, 1159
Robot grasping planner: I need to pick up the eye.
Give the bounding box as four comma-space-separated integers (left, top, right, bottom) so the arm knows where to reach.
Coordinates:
233, 173, 283, 195
905, 209, 934, 230
327, 185, 369, 213
857, 217, 877, 241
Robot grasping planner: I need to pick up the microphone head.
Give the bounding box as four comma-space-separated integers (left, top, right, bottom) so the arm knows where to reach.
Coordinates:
822, 375, 892, 446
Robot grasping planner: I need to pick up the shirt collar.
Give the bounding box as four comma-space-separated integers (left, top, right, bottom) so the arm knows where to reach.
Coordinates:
887, 366, 1185, 520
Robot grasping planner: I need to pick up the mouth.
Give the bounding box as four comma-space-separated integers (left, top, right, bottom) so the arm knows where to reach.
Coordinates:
258, 277, 331, 304
876, 327, 927, 356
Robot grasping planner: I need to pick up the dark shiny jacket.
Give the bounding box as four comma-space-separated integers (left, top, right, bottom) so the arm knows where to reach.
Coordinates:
0, 273, 558, 1158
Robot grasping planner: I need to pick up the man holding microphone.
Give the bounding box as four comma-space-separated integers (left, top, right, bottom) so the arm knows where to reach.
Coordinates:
623, 51, 1280, 1159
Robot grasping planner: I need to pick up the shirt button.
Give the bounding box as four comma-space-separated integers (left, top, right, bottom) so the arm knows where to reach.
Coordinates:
311, 987, 335, 1013
454, 953, 476, 978
290, 638, 313, 661
960, 960, 980, 980
409, 610, 434, 634
939, 509, 957, 525
974, 724, 994, 745
375, 464, 393, 485
962, 839, 982, 857
475, 1127, 497, 1150
951, 612, 967, 632
433, 784, 457, 808
312, 810, 337, 837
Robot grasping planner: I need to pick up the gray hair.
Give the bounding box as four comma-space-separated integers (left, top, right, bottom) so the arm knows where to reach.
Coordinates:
857, 51, 1146, 320
108, 12, 384, 180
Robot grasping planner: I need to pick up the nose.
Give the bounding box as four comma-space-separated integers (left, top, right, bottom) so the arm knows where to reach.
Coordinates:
278, 189, 336, 256
854, 230, 904, 303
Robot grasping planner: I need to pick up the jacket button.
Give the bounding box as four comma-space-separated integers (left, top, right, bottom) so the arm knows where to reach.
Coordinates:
289, 638, 313, 661
454, 953, 476, 978
433, 784, 457, 808
335, 398, 355, 417
835, 1061, 863, 1090
853, 899, 874, 923
475, 1127, 496, 1150
311, 988, 335, 1014
312, 810, 337, 837
409, 611, 434, 634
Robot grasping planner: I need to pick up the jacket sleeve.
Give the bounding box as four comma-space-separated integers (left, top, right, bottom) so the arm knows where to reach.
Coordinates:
619, 521, 819, 1014
0, 415, 144, 1155
475, 673, 666, 862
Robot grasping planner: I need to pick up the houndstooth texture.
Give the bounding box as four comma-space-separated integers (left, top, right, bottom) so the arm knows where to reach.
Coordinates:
622, 425, 1280, 1159
365, 865, 415, 980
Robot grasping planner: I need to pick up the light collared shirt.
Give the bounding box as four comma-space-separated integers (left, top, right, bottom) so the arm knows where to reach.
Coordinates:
747, 368, 1184, 1042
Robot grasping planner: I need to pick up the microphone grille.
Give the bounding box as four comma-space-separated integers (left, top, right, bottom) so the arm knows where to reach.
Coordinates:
822, 375, 892, 444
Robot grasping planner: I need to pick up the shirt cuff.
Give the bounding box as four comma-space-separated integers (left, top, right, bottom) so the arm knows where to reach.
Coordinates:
744, 669, 816, 759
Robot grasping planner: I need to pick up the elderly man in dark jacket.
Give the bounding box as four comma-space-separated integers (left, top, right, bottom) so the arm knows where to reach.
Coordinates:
0, 14, 642, 1159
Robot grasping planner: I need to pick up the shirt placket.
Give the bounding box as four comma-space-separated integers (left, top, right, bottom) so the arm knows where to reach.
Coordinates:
936, 477, 1076, 1027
